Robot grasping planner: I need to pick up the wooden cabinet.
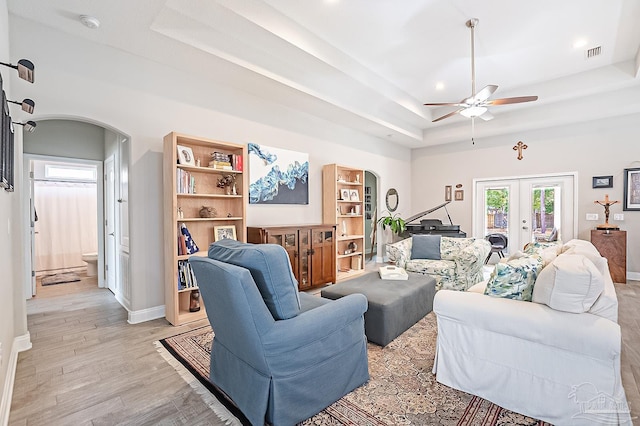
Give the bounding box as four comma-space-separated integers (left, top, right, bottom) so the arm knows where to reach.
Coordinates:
247, 225, 336, 290
322, 164, 366, 281
163, 132, 247, 325
591, 229, 627, 284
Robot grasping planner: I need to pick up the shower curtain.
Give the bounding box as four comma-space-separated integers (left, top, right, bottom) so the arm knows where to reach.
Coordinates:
34, 181, 98, 273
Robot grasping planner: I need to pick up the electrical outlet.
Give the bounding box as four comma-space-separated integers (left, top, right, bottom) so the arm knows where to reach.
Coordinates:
613, 213, 624, 221
586, 213, 599, 221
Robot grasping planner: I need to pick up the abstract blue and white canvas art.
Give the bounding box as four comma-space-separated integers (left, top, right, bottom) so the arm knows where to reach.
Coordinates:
248, 143, 309, 204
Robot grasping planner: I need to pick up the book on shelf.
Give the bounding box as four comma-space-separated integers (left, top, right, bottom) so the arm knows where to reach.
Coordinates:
177, 259, 198, 290
232, 154, 243, 171
176, 169, 196, 194
208, 160, 233, 170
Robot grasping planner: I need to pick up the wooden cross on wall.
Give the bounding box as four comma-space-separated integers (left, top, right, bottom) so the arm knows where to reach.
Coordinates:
513, 141, 528, 160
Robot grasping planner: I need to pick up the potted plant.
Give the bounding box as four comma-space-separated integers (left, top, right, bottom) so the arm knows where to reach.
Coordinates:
377, 211, 406, 236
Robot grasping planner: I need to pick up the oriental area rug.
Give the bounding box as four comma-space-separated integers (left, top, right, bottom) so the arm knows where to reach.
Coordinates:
157, 312, 550, 426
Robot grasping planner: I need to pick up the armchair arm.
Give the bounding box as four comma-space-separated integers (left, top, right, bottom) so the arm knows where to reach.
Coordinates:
386, 237, 412, 268
453, 239, 490, 288
261, 294, 367, 375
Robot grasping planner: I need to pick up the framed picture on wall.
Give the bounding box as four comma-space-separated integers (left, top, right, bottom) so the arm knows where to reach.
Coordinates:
454, 189, 464, 201
592, 176, 613, 188
623, 168, 640, 211
445, 185, 452, 201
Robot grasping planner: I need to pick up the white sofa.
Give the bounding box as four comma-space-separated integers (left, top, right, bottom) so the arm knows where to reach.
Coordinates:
432, 239, 631, 425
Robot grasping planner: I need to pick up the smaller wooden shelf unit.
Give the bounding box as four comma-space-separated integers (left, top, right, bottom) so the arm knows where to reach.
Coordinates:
322, 164, 366, 281
163, 132, 247, 326
591, 229, 627, 284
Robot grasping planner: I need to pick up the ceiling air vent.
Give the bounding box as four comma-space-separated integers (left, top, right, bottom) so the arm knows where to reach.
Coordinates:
585, 46, 602, 59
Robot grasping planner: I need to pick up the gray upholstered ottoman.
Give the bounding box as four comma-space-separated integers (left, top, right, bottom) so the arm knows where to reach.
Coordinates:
321, 271, 436, 346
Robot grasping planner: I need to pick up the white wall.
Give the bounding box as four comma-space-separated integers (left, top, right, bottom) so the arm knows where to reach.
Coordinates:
0, 0, 29, 421
412, 113, 640, 275
23, 119, 105, 160
8, 16, 412, 315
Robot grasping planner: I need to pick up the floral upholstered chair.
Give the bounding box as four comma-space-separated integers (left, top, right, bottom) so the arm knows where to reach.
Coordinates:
387, 236, 490, 291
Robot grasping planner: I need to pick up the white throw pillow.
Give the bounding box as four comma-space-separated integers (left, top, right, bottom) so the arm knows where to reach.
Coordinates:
532, 254, 605, 313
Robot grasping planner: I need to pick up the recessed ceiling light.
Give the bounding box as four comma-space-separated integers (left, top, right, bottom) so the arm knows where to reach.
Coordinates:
573, 39, 588, 49
80, 15, 100, 29
435, 82, 445, 91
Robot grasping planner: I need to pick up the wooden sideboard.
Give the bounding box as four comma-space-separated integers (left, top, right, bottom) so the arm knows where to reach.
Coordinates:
247, 225, 337, 290
590, 229, 626, 284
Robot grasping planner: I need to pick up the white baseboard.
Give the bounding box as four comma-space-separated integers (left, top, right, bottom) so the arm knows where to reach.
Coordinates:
127, 305, 165, 324
627, 271, 640, 281
1, 333, 31, 426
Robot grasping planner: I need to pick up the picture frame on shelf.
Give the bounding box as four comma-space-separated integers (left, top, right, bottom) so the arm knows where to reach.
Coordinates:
349, 189, 359, 201
340, 189, 350, 200
592, 175, 613, 189
445, 185, 452, 201
214, 225, 237, 241
623, 168, 640, 211
454, 189, 464, 201
177, 145, 195, 166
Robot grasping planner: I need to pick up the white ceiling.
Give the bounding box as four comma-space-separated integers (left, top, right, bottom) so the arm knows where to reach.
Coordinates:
8, 0, 640, 148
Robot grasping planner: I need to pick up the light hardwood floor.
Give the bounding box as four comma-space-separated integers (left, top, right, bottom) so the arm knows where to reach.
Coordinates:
8, 272, 640, 425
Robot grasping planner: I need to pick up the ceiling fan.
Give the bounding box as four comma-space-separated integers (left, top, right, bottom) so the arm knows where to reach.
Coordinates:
424, 18, 538, 129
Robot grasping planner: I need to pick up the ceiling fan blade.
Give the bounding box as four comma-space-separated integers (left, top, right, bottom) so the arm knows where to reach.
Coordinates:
485, 96, 538, 106
423, 102, 466, 107
471, 85, 498, 103
432, 108, 465, 123
478, 110, 494, 121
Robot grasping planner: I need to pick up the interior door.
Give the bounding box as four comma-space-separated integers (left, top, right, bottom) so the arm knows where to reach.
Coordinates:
475, 174, 575, 255
105, 156, 117, 294
29, 165, 36, 296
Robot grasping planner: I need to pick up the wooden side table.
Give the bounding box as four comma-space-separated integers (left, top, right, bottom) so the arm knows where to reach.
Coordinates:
590, 230, 627, 284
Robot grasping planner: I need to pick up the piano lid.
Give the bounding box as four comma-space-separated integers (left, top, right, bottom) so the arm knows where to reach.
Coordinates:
405, 201, 452, 224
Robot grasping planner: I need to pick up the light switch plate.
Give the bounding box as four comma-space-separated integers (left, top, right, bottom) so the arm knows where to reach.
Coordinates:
586, 213, 598, 221
613, 213, 624, 221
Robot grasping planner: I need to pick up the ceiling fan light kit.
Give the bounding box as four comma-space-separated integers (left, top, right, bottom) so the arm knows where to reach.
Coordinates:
424, 18, 538, 143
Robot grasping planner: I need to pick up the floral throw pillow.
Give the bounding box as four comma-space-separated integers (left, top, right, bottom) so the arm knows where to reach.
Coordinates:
484, 255, 543, 301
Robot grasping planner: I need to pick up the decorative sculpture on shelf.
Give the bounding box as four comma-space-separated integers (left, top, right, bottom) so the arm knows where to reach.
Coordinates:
594, 194, 620, 230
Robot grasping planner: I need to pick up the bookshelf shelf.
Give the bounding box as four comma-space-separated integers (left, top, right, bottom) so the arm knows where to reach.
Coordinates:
164, 132, 247, 325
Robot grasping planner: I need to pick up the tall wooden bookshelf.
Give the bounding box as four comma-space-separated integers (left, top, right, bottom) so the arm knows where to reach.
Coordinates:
163, 132, 247, 326
322, 164, 366, 281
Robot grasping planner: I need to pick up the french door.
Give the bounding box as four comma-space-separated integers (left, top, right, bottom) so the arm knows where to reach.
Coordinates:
474, 174, 576, 256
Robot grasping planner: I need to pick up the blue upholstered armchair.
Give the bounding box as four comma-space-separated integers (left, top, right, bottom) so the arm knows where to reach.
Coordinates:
189, 240, 369, 426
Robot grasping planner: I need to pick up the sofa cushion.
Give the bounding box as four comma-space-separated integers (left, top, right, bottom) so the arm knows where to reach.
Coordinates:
208, 239, 301, 320
411, 235, 441, 260
484, 255, 543, 301
532, 254, 604, 313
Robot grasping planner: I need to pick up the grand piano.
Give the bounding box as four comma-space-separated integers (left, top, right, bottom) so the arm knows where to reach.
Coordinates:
402, 201, 467, 238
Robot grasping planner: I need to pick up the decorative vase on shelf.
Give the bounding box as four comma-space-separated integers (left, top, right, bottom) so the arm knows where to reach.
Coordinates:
225, 185, 232, 195
231, 182, 237, 196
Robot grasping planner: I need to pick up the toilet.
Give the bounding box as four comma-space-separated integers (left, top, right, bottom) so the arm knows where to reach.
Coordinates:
82, 252, 98, 276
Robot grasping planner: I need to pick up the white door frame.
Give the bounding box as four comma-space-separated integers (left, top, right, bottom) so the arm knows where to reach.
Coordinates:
22, 154, 105, 296
473, 172, 578, 251
105, 155, 117, 294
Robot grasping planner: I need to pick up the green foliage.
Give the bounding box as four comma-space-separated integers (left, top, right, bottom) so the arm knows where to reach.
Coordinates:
377, 211, 406, 235
486, 189, 508, 212
532, 188, 555, 213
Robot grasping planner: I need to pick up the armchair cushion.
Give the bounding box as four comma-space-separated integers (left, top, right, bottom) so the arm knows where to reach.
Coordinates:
208, 239, 301, 320
411, 234, 441, 260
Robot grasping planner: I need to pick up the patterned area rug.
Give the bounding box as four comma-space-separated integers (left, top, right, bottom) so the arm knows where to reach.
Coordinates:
41, 272, 81, 286
159, 312, 550, 425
